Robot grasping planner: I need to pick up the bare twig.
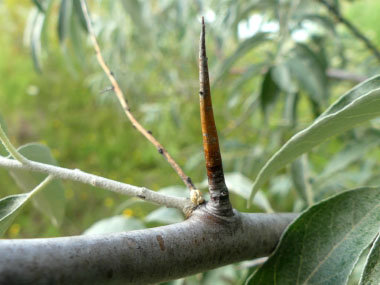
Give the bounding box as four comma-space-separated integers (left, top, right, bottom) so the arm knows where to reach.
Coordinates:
199, 18, 232, 216
317, 0, 380, 63
326, 68, 369, 83
79, 0, 199, 195
230, 67, 367, 83
0, 156, 191, 211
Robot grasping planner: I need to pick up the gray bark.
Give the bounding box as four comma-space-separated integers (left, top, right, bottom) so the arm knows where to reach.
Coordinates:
0, 206, 296, 284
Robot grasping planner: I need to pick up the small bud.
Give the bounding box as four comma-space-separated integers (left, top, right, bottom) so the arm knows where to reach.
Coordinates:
190, 189, 204, 205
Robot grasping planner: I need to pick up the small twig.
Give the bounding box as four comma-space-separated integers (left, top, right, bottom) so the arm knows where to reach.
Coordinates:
0, 156, 191, 211
79, 0, 198, 195
199, 18, 232, 216
29, 175, 54, 198
326, 68, 368, 83
230, 67, 367, 83
0, 124, 28, 164
317, 0, 380, 63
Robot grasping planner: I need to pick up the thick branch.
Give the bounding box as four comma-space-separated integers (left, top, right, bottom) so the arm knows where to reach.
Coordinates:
79, 0, 197, 193
317, 0, 380, 63
199, 18, 232, 216
0, 207, 296, 284
0, 156, 191, 211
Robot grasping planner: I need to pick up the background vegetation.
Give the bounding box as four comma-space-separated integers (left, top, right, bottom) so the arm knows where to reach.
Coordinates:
1, 0, 380, 283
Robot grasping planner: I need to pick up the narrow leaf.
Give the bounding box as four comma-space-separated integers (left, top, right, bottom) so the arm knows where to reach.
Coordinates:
214, 32, 268, 83
318, 129, 380, 180
260, 68, 279, 117
10, 143, 65, 226
0, 194, 29, 236
290, 155, 313, 205
72, 0, 88, 32
31, 0, 45, 13
320, 75, 380, 118
58, 0, 73, 43
287, 44, 328, 107
249, 84, 380, 201
230, 63, 266, 92
272, 63, 297, 94
283, 92, 299, 126
30, 9, 45, 72
360, 234, 380, 284
224, 172, 273, 212
0, 114, 8, 156
120, 0, 146, 32
250, 187, 380, 284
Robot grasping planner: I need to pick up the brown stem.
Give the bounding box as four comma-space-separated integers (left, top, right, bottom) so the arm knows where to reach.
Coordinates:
79, 0, 197, 193
199, 18, 233, 216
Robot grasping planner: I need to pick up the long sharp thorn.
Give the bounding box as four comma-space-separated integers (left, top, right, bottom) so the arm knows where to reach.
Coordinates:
199, 17, 233, 216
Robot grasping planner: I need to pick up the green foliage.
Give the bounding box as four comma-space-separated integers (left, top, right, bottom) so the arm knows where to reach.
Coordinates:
360, 234, 380, 285
214, 32, 269, 83
250, 76, 380, 202
57, 0, 72, 43
259, 68, 279, 118
0, 114, 8, 156
10, 143, 65, 226
224, 172, 273, 213
0, 194, 29, 236
290, 155, 313, 206
249, 187, 380, 284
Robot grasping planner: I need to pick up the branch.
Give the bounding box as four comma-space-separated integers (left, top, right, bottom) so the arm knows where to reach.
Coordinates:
230, 67, 368, 83
317, 0, 380, 63
79, 1, 199, 197
199, 18, 232, 217
0, 207, 297, 284
326, 68, 369, 83
0, 156, 191, 211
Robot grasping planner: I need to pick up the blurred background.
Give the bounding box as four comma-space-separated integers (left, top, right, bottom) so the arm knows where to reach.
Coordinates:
1, 0, 380, 283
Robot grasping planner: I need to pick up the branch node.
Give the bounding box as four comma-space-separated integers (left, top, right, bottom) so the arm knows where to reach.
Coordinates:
137, 194, 146, 200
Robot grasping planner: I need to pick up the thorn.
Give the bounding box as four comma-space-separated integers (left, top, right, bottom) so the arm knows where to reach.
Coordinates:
198, 17, 232, 215
200, 17, 206, 58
